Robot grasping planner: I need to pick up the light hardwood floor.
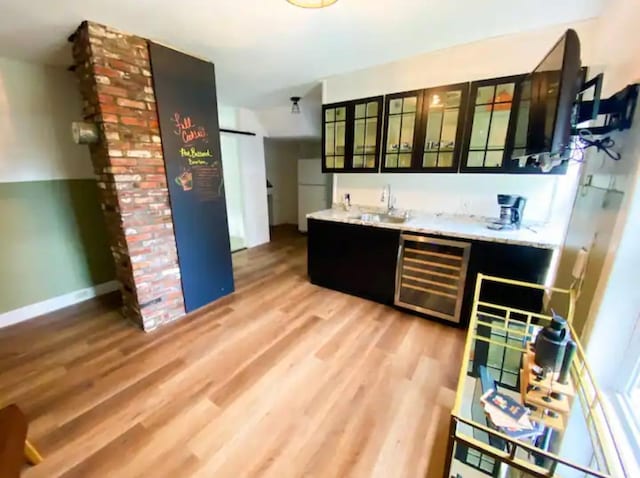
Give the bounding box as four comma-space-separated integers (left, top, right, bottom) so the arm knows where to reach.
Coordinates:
0, 226, 465, 477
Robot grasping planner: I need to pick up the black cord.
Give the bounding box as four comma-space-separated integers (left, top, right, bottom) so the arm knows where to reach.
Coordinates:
576, 129, 621, 161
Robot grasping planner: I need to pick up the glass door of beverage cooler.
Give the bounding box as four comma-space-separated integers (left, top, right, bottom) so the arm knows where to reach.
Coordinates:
395, 234, 471, 323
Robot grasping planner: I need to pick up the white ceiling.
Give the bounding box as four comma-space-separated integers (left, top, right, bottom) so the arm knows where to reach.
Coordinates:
0, 0, 604, 108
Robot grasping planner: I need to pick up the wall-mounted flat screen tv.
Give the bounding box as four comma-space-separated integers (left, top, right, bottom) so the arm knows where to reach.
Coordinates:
511, 29, 582, 160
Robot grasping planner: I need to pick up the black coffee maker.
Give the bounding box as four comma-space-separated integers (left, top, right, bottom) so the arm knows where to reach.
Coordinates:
488, 194, 526, 230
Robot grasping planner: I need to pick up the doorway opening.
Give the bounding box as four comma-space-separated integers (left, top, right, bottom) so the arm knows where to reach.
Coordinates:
221, 132, 246, 252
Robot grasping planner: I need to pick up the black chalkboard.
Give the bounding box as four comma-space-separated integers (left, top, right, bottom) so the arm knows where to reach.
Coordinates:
149, 42, 234, 312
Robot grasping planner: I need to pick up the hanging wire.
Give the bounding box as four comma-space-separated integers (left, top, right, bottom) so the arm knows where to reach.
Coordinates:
570, 129, 621, 164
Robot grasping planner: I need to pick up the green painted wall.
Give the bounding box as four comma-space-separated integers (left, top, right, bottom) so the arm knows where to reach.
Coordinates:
0, 179, 115, 313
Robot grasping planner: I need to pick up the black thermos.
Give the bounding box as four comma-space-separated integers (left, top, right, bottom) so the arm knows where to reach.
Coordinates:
557, 339, 577, 384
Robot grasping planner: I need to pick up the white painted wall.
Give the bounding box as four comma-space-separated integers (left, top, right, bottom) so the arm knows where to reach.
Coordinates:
582, 111, 640, 385
0, 57, 93, 182
552, 4, 640, 473
545, 0, 640, 385
323, 20, 597, 227
333, 172, 579, 224
220, 104, 319, 242
593, 0, 640, 96
322, 20, 598, 104
255, 85, 322, 138
551, 125, 638, 335
219, 106, 270, 248
552, 103, 640, 478
0, 58, 269, 250
220, 132, 245, 241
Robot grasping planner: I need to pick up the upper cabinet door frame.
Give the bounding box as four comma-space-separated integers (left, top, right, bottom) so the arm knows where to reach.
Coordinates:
418, 82, 469, 173
322, 100, 352, 173
322, 97, 384, 173
459, 74, 525, 174
381, 90, 424, 173
349, 95, 384, 173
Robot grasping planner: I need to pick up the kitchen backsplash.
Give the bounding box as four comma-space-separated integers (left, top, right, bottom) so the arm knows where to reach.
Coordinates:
332, 170, 581, 225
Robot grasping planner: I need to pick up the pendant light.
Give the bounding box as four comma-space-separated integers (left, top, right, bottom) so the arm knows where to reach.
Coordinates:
286, 0, 338, 8
290, 96, 301, 114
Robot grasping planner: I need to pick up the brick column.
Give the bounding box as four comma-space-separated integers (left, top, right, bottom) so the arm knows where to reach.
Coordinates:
71, 21, 185, 331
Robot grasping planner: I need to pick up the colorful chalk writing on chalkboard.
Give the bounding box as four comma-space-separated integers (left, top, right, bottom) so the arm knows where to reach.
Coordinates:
171, 113, 208, 145
170, 112, 223, 198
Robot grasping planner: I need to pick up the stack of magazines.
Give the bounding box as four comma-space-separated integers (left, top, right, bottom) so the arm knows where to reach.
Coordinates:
480, 389, 543, 440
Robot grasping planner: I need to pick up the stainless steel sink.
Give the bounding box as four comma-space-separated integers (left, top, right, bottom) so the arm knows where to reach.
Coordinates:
380, 214, 407, 224
356, 213, 407, 224
357, 213, 381, 222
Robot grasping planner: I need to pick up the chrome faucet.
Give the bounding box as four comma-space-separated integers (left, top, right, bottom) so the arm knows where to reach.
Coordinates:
381, 184, 395, 213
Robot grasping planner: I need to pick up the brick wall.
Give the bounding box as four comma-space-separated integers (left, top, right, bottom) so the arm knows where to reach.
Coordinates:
72, 21, 185, 331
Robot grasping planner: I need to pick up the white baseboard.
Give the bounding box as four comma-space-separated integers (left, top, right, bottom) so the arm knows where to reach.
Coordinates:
0, 280, 120, 329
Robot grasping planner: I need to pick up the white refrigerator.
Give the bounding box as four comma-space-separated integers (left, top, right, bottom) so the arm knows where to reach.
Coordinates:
298, 158, 332, 233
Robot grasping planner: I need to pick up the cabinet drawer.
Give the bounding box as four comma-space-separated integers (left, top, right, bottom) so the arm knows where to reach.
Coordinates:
395, 234, 471, 323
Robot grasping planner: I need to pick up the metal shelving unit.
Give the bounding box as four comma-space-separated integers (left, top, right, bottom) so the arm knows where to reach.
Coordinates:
444, 274, 629, 478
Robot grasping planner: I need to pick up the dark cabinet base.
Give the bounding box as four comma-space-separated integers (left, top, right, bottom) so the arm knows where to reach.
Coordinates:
308, 219, 399, 305
307, 219, 553, 327
461, 238, 552, 325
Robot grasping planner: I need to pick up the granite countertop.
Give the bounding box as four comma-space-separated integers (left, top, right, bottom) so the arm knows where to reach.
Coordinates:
306, 208, 565, 250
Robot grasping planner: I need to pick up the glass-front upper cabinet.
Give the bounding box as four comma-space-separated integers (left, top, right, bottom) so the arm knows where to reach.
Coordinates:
382, 85, 470, 173
460, 75, 524, 172
322, 96, 383, 173
351, 97, 383, 171
381, 91, 422, 171
323, 102, 348, 171
420, 83, 469, 172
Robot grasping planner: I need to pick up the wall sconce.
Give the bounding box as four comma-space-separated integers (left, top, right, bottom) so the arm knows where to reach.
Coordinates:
71, 121, 99, 144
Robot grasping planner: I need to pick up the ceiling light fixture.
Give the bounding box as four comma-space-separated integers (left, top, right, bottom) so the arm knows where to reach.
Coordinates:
290, 96, 301, 114
286, 0, 338, 8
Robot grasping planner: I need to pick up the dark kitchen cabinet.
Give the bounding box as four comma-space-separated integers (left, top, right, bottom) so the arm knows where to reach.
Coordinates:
307, 219, 553, 327
381, 83, 469, 173
322, 96, 383, 173
461, 238, 553, 323
460, 75, 524, 173
307, 219, 399, 304
322, 69, 583, 175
